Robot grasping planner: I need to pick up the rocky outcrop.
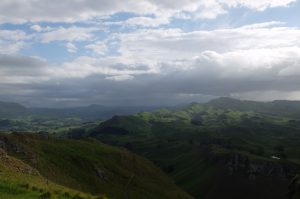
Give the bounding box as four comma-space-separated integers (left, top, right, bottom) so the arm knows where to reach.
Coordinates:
208, 152, 300, 180
0, 148, 40, 175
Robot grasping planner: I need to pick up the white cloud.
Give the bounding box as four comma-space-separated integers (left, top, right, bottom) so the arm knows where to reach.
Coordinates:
221, 0, 296, 11
30, 25, 43, 32
85, 41, 108, 55
124, 10, 172, 27
44, 24, 300, 85
191, 47, 300, 78
49, 56, 156, 79
115, 24, 300, 67
0, 29, 28, 53
40, 26, 98, 43
0, 0, 295, 24
65, 42, 77, 53
239, 21, 285, 29
0, 29, 27, 41
125, 16, 170, 27
30, 25, 53, 32
105, 74, 134, 81
3, 22, 300, 86
0, 0, 155, 23
194, 0, 227, 19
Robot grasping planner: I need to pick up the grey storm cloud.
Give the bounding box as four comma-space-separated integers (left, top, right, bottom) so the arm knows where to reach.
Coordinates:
0, 54, 48, 76
2, 45, 300, 107
6, 57, 300, 107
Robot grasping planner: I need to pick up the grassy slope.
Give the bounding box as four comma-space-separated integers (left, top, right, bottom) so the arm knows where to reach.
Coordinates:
0, 148, 104, 199
0, 133, 193, 199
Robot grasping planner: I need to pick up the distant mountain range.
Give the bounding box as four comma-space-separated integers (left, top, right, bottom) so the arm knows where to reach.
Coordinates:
3, 97, 300, 121
208, 97, 300, 118
0, 101, 160, 121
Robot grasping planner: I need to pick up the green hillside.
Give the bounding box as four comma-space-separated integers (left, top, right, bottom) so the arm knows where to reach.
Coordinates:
0, 133, 193, 199
73, 99, 300, 199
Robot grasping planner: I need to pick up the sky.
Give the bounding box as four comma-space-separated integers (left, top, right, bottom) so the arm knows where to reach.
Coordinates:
1, 0, 300, 107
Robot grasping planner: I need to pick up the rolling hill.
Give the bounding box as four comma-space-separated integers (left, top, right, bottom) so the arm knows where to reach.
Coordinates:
69, 98, 300, 199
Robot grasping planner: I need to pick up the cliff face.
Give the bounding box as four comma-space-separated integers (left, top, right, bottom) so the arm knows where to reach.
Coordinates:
202, 150, 300, 199
220, 153, 300, 179
208, 152, 300, 180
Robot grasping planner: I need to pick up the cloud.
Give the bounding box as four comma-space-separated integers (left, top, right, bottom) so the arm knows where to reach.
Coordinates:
85, 41, 108, 55
125, 13, 171, 27
40, 26, 98, 43
2, 20, 300, 106
0, 0, 155, 23
0, 54, 49, 83
30, 25, 43, 32
42, 24, 300, 105
0, 0, 295, 24
0, 29, 28, 53
240, 21, 285, 29
65, 42, 77, 53
50, 56, 156, 79
115, 24, 300, 66
30, 25, 53, 32
105, 74, 134, 81
222, 0, 296, 11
